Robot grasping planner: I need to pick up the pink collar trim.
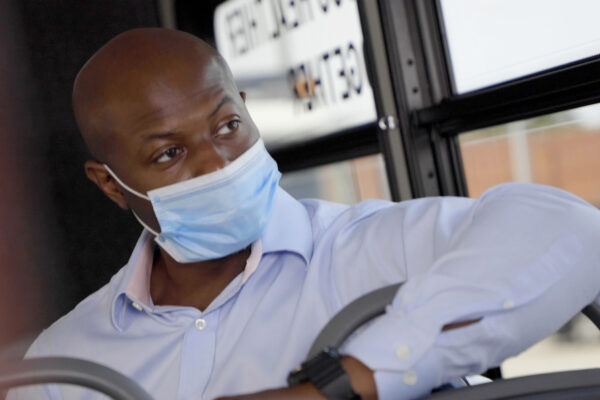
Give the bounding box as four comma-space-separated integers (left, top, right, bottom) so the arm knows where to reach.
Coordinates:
126, 238, 263, 306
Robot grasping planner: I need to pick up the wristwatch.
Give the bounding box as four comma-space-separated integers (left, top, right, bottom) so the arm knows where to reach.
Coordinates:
287, 347, 361, 400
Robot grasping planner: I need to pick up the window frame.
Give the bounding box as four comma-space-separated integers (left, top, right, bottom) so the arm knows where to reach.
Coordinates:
362, 0, 600, 199
159, 0, 600, 202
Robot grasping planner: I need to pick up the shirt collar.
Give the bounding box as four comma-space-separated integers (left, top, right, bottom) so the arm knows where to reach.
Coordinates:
110, 186, 313, 331
110, 230, 153, 331
261, 187, 313, 263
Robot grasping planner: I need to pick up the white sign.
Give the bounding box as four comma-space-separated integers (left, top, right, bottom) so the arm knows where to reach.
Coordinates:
214, 0, 377, 145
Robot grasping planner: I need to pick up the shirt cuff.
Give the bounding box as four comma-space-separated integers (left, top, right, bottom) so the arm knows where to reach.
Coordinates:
340, 311, 444, 399
373, 348, 442, 400
341, 310, 439, 370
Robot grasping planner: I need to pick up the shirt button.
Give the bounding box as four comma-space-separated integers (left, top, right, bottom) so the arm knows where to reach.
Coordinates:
395, 345, 411, 360
131, 302, 143, 311
194, 318, 207, 331
503, 299, 515, 309
404, 371, 418, 386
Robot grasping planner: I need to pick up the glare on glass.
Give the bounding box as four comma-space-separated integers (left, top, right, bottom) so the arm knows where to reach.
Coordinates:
440, 0, 600, 93
280, 154, 390, 204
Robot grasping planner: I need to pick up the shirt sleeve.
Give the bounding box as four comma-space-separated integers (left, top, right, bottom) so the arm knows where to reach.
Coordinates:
5, 381, 57, 400
338, 183, 600, 400
5, 336, 61, 400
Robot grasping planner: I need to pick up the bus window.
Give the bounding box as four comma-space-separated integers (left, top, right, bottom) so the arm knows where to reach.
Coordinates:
460, 103, 600, 205
280, 154, 390, 204
459, 102, 600, 377
439, 0, 600, 94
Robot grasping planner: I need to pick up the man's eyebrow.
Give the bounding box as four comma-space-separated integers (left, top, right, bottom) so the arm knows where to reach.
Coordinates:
141, 131, 178, 142
209, 95, 233, 118
139, 95, 233, 141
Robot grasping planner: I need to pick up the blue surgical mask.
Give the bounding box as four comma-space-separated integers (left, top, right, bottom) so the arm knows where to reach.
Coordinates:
104, 139, 281, 263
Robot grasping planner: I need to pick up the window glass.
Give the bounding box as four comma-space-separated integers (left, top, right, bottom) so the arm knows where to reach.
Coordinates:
280, 154, 390, 204
461, 103, 600, 203
440, 0, 600, 94
459, 103, 600, 377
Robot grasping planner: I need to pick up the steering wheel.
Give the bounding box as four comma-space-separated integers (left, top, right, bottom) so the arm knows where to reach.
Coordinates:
305, 283, 600, 399
0, 356, 153, 400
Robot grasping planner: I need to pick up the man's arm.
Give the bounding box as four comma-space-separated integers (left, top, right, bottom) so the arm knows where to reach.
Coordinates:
212, 320, 482, 400
5, 338, 58, 400
339, 183, 600, 399
218, 183, 600, 399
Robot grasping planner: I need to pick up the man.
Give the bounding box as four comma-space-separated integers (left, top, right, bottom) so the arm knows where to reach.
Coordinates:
9, 28, 600, 400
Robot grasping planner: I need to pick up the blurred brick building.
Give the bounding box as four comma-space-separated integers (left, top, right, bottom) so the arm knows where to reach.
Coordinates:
462, 127, 600, 206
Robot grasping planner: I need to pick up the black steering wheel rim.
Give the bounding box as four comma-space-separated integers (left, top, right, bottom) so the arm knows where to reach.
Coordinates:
0, 356, 153, 400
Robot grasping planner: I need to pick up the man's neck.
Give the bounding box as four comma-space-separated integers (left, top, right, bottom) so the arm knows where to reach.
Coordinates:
149, 247, 251, 311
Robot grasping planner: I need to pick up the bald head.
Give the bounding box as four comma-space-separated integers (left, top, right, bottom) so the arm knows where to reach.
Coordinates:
73, 28, 235, 160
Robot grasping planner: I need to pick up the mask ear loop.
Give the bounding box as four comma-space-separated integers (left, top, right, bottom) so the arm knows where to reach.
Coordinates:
103, 164, 161, 237
130, 211, 161, 238
103, 165, 150, 200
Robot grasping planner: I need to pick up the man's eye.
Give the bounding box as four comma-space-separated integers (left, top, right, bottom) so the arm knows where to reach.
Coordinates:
216, 119, 241, 136
154, 146, 184, 163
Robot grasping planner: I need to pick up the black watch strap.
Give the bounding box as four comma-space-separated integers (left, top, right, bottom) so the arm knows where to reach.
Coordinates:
287, 347, 360, 400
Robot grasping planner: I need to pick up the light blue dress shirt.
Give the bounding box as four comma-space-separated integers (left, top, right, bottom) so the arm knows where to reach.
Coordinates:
10, 183, 600, 400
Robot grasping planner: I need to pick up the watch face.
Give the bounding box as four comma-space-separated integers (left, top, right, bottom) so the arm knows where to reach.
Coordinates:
322, 346, 342, 359
287, 362, 309, 386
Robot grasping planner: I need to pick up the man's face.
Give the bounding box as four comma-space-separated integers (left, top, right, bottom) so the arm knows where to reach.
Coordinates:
87, 56, 260, 231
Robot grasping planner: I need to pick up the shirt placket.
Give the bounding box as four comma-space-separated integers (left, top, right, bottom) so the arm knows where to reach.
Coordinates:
177, 308, 220, 400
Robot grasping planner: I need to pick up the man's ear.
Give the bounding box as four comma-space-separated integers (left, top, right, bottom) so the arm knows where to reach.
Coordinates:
84, 160, 129, 210
239, 91, 246, 102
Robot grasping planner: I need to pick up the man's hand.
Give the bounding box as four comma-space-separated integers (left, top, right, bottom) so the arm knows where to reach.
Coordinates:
341, 356, 377, 400
214, 356, 377, 400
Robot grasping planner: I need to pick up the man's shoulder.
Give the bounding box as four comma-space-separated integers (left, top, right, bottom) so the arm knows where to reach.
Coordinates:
299, 196, 395, 238
26, 266, 128, 358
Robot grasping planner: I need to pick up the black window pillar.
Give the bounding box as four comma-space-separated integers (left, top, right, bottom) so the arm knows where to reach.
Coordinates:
358, 0, 467, 200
